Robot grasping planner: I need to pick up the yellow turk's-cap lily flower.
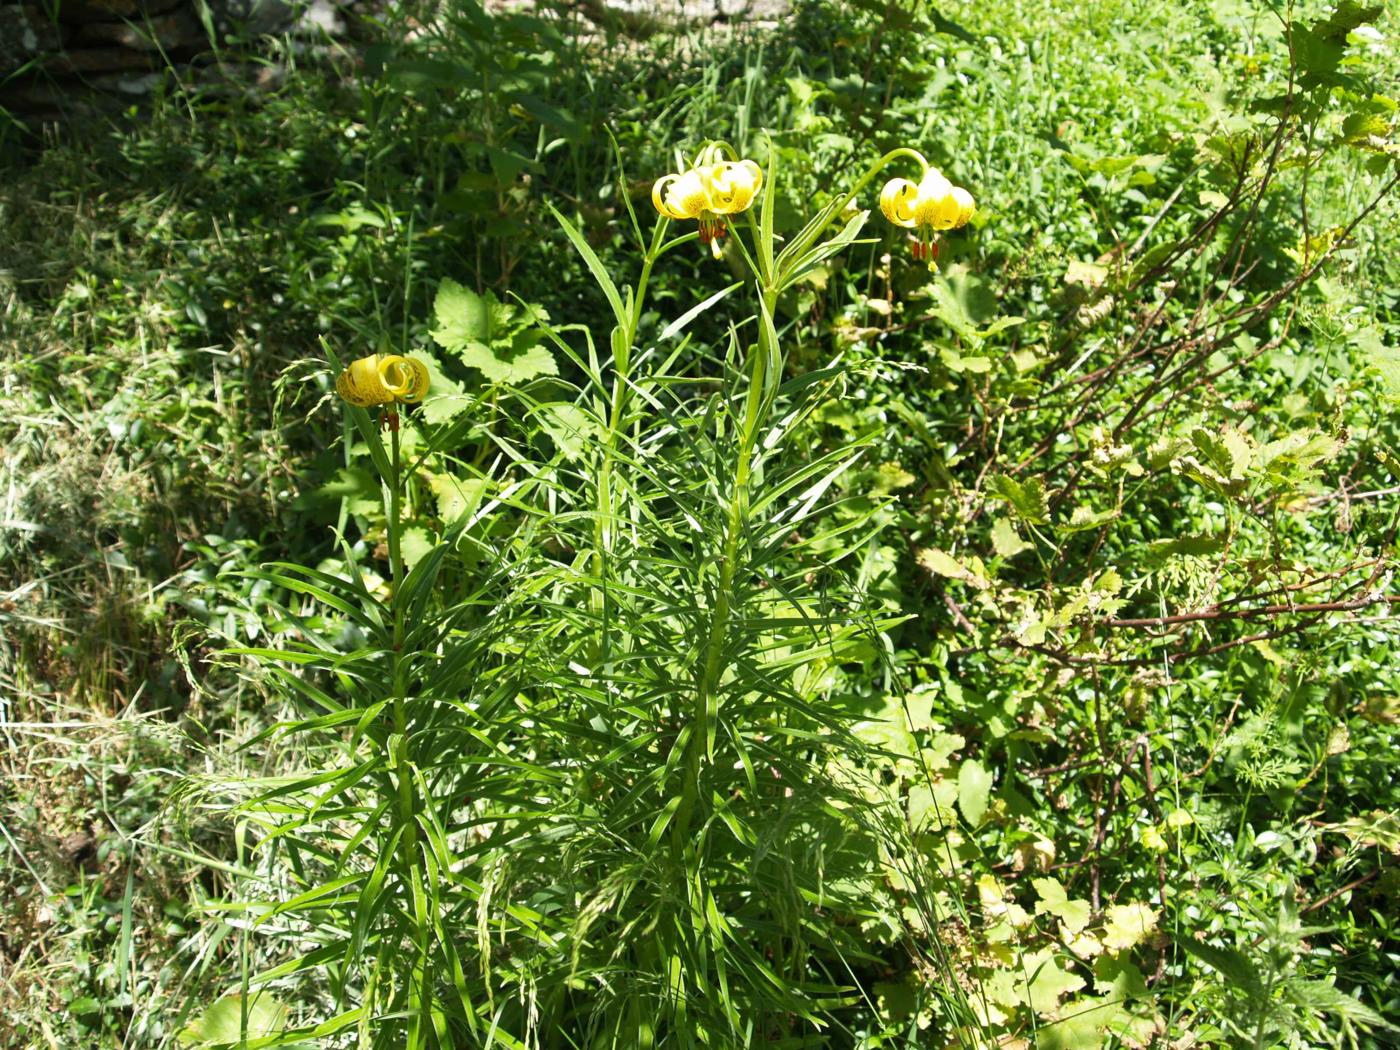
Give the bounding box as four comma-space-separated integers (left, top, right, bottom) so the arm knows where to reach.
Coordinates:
652, 144, 764, 259
879, 166, 976, 269
335, 354, 430, 408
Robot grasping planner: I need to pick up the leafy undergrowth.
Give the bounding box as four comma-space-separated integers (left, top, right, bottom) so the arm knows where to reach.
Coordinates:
2, 0, 1399, 1046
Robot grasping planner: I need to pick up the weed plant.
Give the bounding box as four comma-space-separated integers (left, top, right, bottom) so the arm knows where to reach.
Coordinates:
2, 0, 1400, 1046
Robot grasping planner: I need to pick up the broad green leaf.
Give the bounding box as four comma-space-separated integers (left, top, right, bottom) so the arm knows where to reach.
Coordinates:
398, 526, 434, 571
991, 517, 1032, 557
538, 403, 601, 461
1356, 325, 1400, 398
917, 547, 990, 589
1025, 949, 1086, 1015
908, 779, 958, 831
177, 993, 287, 1046
1171, 932, 1262, 993
416, 349, 471, 425
1033, 877, 1092, 934
1103, 902, 1159, 952
1288, 978, 1398, 1031
430, 278, 492, 348
1063, 505, 1120, 533
1036, 995, 1130, 1050
989, 474, 1049, 525
957, 759, 993, 826
428, 473, 490, 523
458, 331, 558, 384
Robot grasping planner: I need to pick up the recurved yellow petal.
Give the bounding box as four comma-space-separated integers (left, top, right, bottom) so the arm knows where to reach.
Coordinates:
652, 169, 705, 220
913, 169, 959, 229
703, 159, 763, 214
879, 177, 919, 228
951, 185, 976, 228
335, 354, 430, 408
379, 355, 429, 402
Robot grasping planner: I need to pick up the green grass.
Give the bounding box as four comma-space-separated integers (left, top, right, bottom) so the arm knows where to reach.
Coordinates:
2, 0, 1399, 1045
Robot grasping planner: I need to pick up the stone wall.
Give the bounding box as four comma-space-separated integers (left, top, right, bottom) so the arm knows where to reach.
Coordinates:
0, 0, 788, 127
0, 0, 345, 124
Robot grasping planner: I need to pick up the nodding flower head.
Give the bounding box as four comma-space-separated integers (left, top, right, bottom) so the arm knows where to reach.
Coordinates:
335, 354, 430, 408
879, 166, 976, 270
652, 143, 764, 259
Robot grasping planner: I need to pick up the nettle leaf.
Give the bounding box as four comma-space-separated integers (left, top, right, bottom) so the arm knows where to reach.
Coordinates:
989, 474, 1049, 525
538, 403, 601, 462
957, 758, 993, 826
1355, 325, 1400, 398
1287, 978, 1399, 1031
177, 993, 287, 1046
416, 349, 470, 425
1103, 903, 1159, 953
459, 330, 558, 384
1190, 425, 1255, 481
431, 277, 493, 348
1033, 877, 1092, 934
1343, 111, 1391, 144
1312, 1, 1383, 41
428, 473, 490, 523
1171, 932, 1262, 994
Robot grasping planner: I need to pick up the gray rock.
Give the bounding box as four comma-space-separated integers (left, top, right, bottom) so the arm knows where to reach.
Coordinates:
0, 6, 66, 75
88, 70, 165, 93
203, 0, 298, 36
294, 0, 343, 35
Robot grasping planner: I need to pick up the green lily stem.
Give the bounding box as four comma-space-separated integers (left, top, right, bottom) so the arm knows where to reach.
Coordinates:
778, 146, 930, 274
388, 418, 414, 852
667, 148, 927, 855
593, 220, 669, 651
671, 283, 779, 858
386, 414, 428, 1036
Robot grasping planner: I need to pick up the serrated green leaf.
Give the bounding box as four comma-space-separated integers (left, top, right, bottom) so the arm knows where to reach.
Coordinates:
416, 349, 471, 425
1103, 902, 1159, 952
399, 526, 435, 571
1033, 877, 1092, 934
430, 278, 492, 348
538, 403, 601, 461
1171, 932, 1262, 993
428, 473, 490, 523
989, 474, 1049, 525
458, 332, 557, 384
908, 779, 958, 831
1063, 505, 1120, 534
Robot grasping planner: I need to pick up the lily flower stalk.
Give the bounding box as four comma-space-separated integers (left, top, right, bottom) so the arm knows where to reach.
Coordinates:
652, 143, 764, 259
